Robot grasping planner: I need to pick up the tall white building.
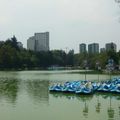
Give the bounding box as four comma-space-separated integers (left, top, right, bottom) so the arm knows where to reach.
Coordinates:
27, 32, 49, 51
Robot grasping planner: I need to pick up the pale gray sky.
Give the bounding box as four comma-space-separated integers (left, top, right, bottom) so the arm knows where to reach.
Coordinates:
0, 0, 120, 53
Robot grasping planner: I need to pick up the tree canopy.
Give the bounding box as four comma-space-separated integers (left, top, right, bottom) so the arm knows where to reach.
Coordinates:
0, 36, 120, 70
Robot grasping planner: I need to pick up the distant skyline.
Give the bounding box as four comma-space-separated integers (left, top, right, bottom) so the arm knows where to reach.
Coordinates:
79, 42, 117, 53
0, 0, 120, 53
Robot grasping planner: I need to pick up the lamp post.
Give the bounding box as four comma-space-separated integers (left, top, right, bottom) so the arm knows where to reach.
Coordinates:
84, 60, 88, 81
107, 59, 114, 80
96, 61, 101, 82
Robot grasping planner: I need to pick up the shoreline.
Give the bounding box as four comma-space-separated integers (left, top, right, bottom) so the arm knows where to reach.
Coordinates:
0, 68, 120, 75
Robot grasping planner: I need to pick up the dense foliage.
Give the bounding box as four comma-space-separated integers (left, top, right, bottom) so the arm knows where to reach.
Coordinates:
0, 36, 74, 69
0, 36, 120, 70
75, 51, 120, 70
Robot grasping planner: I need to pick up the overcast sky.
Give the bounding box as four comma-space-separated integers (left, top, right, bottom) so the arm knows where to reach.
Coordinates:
0, 0, 120, 53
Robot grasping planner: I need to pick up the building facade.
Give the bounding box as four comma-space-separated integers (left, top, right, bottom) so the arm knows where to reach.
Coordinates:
100, 48, 105, 53
79, 43, 86, 53
88, 43, 99, 54
105, 42, 117, 52
27, 32, 49, 52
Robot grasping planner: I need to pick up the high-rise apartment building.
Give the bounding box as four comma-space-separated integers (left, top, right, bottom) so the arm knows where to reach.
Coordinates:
88, 43, 99, 54
27, 32, 49, 51
79, 43, 86, 53
100, 48, 105, 53
105, 42, 117, 52
27, 36, 36, 51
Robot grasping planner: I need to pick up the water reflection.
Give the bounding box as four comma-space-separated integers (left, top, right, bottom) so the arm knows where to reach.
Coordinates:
0, 71, 119, 120
119, 107, 120, 116
95, 94, 101, 113
50, 92, 93, 101
50, 92, 120, 120
0, 77, 50, 105
25, 80, 49, 104
83, 100, 88, 118
0, 78, 19, 104
50, 92, 93, 118
107, 97, 115, 120
108, 108, 114, 120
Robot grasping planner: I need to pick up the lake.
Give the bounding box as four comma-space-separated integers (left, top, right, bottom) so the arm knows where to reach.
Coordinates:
0, 70, 120, 120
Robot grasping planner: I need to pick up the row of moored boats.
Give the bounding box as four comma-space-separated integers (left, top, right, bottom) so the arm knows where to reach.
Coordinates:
49, 78, 120, 94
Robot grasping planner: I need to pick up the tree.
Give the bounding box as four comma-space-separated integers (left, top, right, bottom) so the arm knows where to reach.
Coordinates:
51, 50, 66, 66
115, 0, 120, 3
0, 44, 19, 68
65, 50, 74, 66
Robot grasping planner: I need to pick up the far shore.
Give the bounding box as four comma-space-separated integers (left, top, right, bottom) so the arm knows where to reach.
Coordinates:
0, 67, 120, 75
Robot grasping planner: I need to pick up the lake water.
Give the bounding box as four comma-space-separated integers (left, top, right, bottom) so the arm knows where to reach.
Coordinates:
0, 70, 120, 120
